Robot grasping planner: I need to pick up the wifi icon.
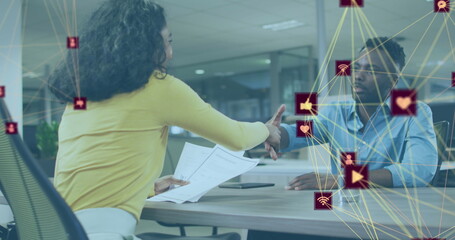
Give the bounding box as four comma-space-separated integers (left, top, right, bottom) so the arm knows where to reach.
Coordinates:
314, 192, 333, 210
336, 60, 351, 76
317, 196, 330, 205
338, 64, 349, 73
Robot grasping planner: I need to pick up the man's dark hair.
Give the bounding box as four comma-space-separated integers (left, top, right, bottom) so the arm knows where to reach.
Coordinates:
361, 37, 406, 71
48, 0, 168, 103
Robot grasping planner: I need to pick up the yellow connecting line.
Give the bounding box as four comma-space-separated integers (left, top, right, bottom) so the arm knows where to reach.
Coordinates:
304, 3, 455, 239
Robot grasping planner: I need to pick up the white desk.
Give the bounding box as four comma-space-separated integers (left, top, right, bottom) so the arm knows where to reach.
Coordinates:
2, 185, 454, 239
142, 187, 455, 239
240, 159, 330, 185
241, 159, 455, 185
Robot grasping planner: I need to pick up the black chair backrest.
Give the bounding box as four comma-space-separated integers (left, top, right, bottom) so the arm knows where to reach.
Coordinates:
432, 120, 450, 185
0, 99, 88, 240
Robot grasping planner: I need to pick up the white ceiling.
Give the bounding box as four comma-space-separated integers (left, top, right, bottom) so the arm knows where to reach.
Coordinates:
20, 0, 454, 89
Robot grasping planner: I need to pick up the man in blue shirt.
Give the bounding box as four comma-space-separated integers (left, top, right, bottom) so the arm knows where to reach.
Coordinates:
267, 37, 437, 190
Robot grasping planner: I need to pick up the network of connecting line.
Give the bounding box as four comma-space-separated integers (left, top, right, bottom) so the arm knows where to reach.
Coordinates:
300, 1, 455, 239
0, 0, 454, 240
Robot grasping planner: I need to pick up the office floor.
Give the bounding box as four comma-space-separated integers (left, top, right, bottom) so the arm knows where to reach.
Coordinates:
136, 220, 246, 239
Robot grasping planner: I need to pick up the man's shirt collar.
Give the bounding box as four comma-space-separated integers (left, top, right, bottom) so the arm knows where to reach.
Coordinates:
346, 96, 392, 132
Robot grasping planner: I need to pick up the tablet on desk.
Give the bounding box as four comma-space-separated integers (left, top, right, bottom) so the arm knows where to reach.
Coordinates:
218, 183, 275, 189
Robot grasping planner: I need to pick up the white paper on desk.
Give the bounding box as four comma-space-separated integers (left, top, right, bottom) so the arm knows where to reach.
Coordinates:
187, 145, 245, 202
149, 144, 256, 203
171, 143, 212, 202
173, 143, 244, 181
173, 143, 212, 182
171, 143, 245, 202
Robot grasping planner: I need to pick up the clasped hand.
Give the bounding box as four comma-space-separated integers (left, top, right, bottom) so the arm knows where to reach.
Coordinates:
264, 104, 286, 160
264, 105, 339, 191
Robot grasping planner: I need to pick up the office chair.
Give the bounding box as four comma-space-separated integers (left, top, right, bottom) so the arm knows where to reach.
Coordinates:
0, 99, 239, 240
0, 99, 88, 240
0, 225, 8, 239
431, 121, 450, 186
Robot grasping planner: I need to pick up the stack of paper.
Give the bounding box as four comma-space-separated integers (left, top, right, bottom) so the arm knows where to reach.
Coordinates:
148, 143, 259, 203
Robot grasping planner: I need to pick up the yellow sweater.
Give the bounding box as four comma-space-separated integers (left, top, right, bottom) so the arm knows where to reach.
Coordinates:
54, 72, 269, 220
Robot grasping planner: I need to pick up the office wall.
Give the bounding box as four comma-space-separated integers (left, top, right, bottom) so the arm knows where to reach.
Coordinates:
16, 0, 455, 146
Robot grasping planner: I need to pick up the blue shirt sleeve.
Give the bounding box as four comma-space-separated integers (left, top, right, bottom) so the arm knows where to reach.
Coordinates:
384, 102, 438, 187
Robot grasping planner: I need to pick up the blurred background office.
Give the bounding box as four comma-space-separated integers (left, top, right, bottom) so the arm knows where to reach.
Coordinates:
1, 0, 454, 180
1, 0, 454, 238
2, 0, 452, 166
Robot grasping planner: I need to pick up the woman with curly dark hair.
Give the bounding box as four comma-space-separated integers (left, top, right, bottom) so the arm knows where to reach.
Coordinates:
48, 0, 282, 239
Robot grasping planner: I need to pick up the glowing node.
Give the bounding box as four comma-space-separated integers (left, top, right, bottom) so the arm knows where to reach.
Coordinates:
391, 89, 417, 116
344, 165, 369, 189
296, 120, 313, 138
434, 0, 450, 12
67, 37, 79, 49
0, 86, 4, 98
5, 122, 18, 135
295, 93, 318, 116
314, 192, 333, 210
73, 97, 87, 110
341, 152, 356, 168
438, 0, 447, 9
336, 60, 352, 76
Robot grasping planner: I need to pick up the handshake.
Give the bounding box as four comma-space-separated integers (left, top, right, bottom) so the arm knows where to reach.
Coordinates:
262, 104, 339, 190
264, 104, 286, 160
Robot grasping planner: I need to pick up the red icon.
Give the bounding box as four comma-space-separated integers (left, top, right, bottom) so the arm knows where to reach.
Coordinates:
314, 192, 333, 210
391, 89, 417, 116
0, 86, 4, 98
434, 0, 450, 12
296, 120, 313, 138
340, 0, 364, 7
73, 97, 87, 110
452, 72, 455, 87
5, 122, 18, 135
341, 152, 356, 168
344, 165, 369, 189
67, 37, 79, 49
336, 60, 352, 76
295, 92, 318, 116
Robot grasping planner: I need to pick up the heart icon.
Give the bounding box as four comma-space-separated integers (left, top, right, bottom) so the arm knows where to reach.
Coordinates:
396, 97, 412, 110
300, 125, 310, 133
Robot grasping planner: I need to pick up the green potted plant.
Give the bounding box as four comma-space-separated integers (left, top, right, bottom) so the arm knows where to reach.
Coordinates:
36, 121, 59, 177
